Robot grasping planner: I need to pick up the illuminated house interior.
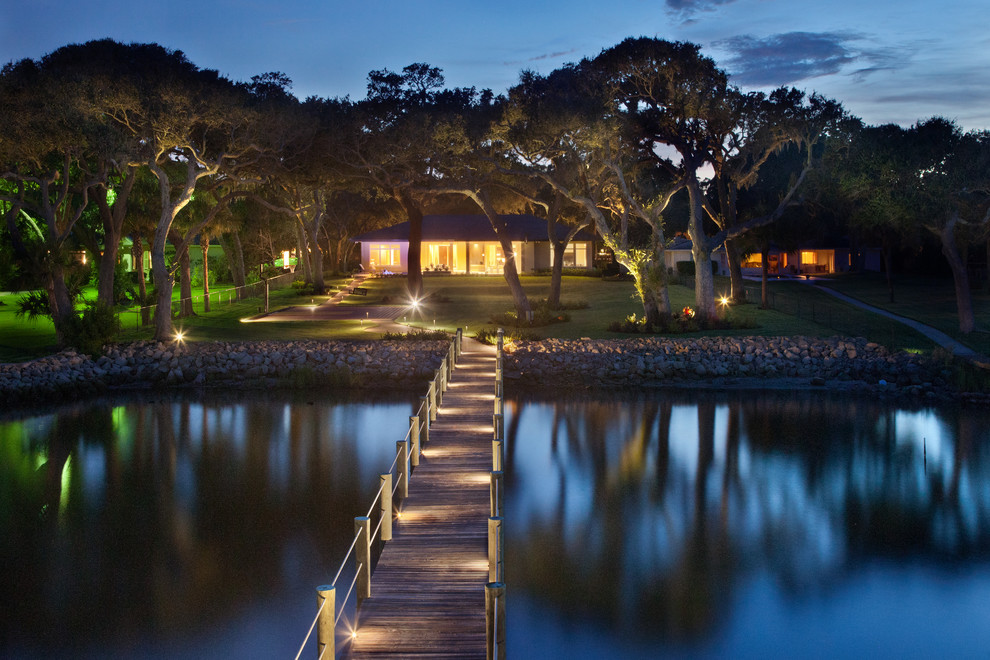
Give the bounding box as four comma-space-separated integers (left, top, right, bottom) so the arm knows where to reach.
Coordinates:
353, 215, 595, 275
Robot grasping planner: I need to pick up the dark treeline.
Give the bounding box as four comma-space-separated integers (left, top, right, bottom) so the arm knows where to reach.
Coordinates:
1, 37, 988, 347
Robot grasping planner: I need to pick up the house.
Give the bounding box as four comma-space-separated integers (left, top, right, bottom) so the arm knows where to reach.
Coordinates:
739, 242, 883, 277
664, 236, 730, 276
352, 215, 596, 275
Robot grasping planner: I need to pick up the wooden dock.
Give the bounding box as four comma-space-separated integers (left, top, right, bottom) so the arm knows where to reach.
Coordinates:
344, 338, 496, 658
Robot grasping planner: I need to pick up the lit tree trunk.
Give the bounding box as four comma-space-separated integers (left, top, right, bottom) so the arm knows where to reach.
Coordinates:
547, 232, 567, 310
304, 212, 326, 295
294, 220, 312, 284
95, 167, 137, 308
724, 238, 746, 304
686, 172, 716, 321
201, 238, 211, 313
132, 235, 150, 325
396, 188, 424, 300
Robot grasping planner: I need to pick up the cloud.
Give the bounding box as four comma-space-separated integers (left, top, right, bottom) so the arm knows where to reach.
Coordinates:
665, 0, 738, 14
502, 47, 578, 67
712, 31, 910, 87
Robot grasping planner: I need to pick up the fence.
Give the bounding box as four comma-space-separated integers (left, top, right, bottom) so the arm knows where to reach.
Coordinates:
488, 328, 506, 660
130, 271, 297, 329
742, 284, 913, 349
292, 329, 463, 660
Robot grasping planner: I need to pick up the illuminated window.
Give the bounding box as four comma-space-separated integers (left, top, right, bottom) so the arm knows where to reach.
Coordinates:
555, 243, 589, 268
369, 243, 401, 268
801, 251, 816, 265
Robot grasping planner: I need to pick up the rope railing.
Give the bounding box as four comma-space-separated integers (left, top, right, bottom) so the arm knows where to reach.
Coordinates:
130, 271, 298, 329
293, 333, 461, 658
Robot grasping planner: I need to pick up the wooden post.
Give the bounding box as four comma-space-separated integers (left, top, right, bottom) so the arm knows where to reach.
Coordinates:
490, 470, 504, 518
448, 339, 456, 376
492, 438, 503, 472
486, 582, 506, 660
429, 379, 438, 423
436, 367, 444, 408
409, 415, 420, 467
380, 473, 392, 542
488, 516, 503, 582
419, 396, 430, 445
493, 412, 503, 442
355, 516, 371, 601
456, 327, 463, 358
496, 327, 504, 359
317, 585, 335, 659
264, 278, 270, 313
396, 440, 409, 499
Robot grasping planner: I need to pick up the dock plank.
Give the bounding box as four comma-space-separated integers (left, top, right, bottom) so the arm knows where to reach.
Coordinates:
343, 338, 495, 659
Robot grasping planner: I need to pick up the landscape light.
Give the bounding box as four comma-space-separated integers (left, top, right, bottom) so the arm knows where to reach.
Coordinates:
174, 330, 186, 343
719, 296, 730, 307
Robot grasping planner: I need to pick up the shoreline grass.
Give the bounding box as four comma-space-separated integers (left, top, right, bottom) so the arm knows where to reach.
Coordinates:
2, 273, 975, 363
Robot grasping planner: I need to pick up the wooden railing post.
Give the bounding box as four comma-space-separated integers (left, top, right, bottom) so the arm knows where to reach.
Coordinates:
488, 516, 503, 583
492, 437, 503, 472
456, 327, 463, 358
396, 440, 409, 499
429, 379, 438, 423
380, 473, 393, 541
355, 516, 371, 601
486, 582, 506, 660
490, 470, 503, 518
448, 339, 456, 376
317, 585, 335, 659
419, 396, 430, 445
436, 367, 444, 408
409, 415, 420, 467
496, 327, 504, 358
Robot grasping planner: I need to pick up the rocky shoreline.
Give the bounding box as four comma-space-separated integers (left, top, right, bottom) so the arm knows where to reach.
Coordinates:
503, 335, 965, 401
0, 339, 450, 405
1, 335, 984, 407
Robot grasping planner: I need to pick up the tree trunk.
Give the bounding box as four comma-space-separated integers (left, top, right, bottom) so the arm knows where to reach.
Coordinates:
937, 212, 976, 334
686, 173, 716, 322
132, 235, 150, 325
396, 188, 424, 300
151, 227, 175, 341
305, 216, 326, 294
46, 261, 75, 348
295, 220, 312, 284
547, 236, 566, 309
725, 238, 746, 304
882, 242, 895, 303
95, 168, 136, 308
760, 246, 769, 309
630, 259, 670, 327
202, 239, 211, 313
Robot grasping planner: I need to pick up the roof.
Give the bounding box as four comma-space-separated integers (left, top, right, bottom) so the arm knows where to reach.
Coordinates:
352, 214, 595, 243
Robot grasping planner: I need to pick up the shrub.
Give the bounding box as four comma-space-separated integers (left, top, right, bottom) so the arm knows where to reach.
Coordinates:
475, 327, 542, 345
62, 303, 121, 356
381, 329, 449, 341
489, 299, 572, 328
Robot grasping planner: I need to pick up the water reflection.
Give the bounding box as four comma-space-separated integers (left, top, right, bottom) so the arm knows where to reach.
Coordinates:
0, 392, 413, 658
505, 392, 990, 657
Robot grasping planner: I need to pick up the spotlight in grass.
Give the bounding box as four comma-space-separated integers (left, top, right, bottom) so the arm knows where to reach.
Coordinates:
174, 330, 186, 343
410, 298, 420, 310
719, 296, 730, 307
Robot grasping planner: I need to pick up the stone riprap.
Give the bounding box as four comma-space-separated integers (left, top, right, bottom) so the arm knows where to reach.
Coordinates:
0, 340, 449, 404
504, 336, 952, 397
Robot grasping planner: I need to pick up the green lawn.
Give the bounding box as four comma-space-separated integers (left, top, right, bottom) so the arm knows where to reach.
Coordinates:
0, 273, 950, 363
813, 273, 990, 356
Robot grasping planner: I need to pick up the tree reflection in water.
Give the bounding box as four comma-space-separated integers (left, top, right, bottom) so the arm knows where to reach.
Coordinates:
0, 392, 413, 657
505, 391, 990, 653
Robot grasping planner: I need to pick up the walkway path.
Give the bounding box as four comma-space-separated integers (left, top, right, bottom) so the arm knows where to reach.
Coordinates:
795, 279, 985, 360
246, 272, 407, 324
344, 338, 495, 658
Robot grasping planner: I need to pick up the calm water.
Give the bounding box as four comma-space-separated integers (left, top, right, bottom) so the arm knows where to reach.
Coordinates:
3, 391, 990, 658
0, 391, 415, 659
503, 392, 990, 658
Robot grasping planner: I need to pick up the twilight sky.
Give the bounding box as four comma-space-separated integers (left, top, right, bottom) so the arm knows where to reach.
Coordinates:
2, 0, 988, 130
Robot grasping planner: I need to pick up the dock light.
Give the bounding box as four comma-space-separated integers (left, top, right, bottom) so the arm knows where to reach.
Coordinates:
351, 629, 358, 640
